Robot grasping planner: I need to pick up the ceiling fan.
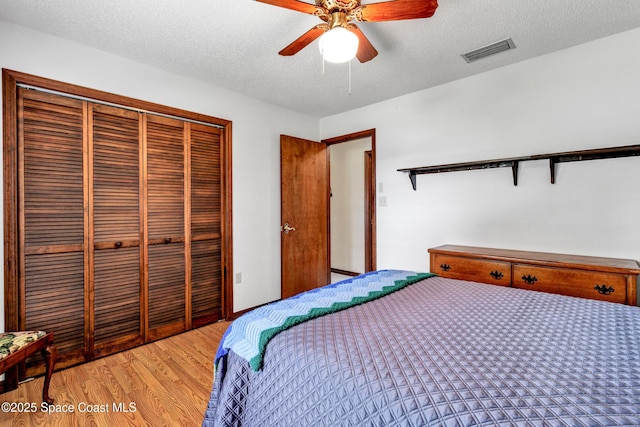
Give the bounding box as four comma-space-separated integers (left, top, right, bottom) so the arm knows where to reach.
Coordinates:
257, 0, 439, 63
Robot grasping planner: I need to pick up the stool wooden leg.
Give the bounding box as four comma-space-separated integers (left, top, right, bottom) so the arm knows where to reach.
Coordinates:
41, 344, 57, 405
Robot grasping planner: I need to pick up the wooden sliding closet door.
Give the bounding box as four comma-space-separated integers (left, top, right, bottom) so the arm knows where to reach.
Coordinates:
5, 70, 230, 380
146, 115, 187, 340
19, 89, 87, 369
91, 105, 143, 357
190, 124, 223, 326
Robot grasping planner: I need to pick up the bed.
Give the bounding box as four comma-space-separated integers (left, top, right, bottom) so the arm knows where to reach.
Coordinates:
203, 247, 640, 426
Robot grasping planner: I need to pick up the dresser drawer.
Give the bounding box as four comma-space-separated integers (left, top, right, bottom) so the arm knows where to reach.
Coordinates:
513, 264, 627, 304
431, 254, 511, 286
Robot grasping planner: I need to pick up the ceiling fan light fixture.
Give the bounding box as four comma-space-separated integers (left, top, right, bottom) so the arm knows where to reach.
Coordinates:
318, 27, 359, 63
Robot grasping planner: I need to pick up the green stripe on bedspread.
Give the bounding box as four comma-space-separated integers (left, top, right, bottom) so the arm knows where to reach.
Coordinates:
216, 270, 435, 371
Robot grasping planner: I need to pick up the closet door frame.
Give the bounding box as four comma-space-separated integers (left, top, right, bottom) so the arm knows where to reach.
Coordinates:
3, 68, 234, 336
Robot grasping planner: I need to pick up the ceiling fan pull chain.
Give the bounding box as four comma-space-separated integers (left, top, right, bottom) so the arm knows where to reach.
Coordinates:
348, 59, 352, 95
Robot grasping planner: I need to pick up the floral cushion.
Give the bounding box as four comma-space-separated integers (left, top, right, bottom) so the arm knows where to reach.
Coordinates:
0, 331, 46, 361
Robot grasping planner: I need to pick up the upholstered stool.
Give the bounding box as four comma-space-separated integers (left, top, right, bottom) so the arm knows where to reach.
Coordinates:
0, 331, 57, 404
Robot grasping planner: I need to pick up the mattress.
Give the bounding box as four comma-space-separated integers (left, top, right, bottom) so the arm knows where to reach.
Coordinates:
203, 275, 640, 426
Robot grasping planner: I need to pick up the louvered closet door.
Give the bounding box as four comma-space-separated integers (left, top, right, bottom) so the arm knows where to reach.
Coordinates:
91, 104, 143, 357
19, 89, 87, 369
146, 115, 186, 340
190, 124, 223, 326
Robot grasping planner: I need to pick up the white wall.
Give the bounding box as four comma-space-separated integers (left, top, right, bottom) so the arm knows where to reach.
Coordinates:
321, 27, 640, 276
0, 20, 319, 327
330, 138, 371, 274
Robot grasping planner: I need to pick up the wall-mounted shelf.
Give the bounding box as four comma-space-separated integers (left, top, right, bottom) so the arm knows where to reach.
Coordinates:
398, 144, 640, 190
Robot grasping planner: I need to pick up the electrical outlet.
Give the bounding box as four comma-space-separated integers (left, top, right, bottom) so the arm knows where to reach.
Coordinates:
378, 196, 387, 207
235, 272, 242, 284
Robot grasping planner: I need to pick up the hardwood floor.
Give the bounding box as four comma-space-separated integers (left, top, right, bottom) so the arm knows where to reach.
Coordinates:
0, 321, 231, 427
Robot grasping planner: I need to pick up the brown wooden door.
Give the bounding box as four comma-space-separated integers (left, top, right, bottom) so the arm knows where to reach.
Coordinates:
146, 115, 187, 340
18, 89, 87, 369
91, 104, 144, 357
190, 123, 223, 327
280, 135, 329, 299
364, 149, 375, 272
6, 71, 230, 379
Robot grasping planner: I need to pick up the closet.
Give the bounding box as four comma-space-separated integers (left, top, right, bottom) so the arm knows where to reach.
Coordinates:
4, 70, 231, 377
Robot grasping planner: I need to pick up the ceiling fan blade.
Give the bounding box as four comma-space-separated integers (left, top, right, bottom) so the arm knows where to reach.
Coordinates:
347, 25, 378, 63
279, 25, 326, 56
359, 0, 438, 22
255, 0, 319, 15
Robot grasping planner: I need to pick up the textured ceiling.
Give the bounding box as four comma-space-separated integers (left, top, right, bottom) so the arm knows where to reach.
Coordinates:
1, 0, 640, 117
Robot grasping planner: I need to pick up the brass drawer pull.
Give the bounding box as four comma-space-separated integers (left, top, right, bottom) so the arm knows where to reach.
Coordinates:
114, 241, 122, 248
440, 264, 451, 272
489, 270, 504, 280
594, 284, 614, 295
522, 274, 537, 285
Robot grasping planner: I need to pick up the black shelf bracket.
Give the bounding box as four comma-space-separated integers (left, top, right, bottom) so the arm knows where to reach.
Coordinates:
398, 156, 526, 190
511, 160, 519, 186
532, 145, 640, 184
549, 156, 558, 184
399, 144, 640, 190
408, 170, 417, 191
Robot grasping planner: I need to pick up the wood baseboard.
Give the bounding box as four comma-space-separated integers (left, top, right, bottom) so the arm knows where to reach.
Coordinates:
331, 268, 361, 277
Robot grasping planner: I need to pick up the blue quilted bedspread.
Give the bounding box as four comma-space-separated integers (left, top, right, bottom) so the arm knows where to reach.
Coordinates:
215, 270, 433, 371
204, 275, 640, 426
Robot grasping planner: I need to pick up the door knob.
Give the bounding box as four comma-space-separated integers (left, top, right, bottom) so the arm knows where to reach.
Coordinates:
281, 222, 296, 234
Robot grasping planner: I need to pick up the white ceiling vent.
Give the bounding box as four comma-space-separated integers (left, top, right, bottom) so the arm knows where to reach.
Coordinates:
462, 38, 516, 63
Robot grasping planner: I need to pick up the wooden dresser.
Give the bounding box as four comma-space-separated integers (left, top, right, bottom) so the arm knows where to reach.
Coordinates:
428, 245, 640, 305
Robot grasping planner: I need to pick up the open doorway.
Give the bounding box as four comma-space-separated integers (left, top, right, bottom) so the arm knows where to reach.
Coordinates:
323, 129, 376, 283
